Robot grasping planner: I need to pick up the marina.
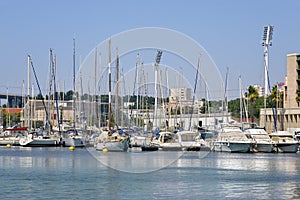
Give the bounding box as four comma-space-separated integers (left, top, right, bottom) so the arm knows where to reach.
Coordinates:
1, 1, 300, 199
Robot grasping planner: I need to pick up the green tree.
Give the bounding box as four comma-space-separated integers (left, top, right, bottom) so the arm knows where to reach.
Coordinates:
270, 85, 283, 107
245, 85, 259, 123
228, 98, 241, 118
65, 90, 74, 100
296, 90, 300, 107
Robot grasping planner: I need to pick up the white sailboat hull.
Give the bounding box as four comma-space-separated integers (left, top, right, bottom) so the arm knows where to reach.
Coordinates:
96, 141, 128, 152
19, 136, 59, 147
62, 136, 85, 147
0, 136, 20, 146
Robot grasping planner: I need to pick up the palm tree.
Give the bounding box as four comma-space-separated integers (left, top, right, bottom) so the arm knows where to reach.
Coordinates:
270, 85, 283, 107
245, 85, 259, 123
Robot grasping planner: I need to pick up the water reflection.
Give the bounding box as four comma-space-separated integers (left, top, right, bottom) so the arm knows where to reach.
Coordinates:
88, 148, 185, 173
0, 146, 91, 170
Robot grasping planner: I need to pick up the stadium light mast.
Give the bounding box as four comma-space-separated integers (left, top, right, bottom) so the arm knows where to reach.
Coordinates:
262, 25, 274, 129
154, 50, 163, 129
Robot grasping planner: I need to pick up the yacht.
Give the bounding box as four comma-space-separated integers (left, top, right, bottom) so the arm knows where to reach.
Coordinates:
212, 126, 252, 153
150, 130, 208, 151
150, 131, 181, 151
269, 131, 299, 153
128, 133, 158, 152
244, 128, 273, 153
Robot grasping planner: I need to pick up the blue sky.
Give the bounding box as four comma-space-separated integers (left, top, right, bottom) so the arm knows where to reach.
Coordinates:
0, 0, 300, 99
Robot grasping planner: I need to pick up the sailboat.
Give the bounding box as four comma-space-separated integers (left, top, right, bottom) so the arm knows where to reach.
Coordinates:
125, 53, 159, 152
19, 54, 60, 147
0, 126, 28, 146
95, 40, 129, 152
148, 54, 209, 152
62, 38, 86, 147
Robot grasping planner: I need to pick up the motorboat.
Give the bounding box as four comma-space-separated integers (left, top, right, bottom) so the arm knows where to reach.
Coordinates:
176, 130, 209, 151
128, 133, 158, 152
269, 131, 299, 153
150, 131, 181, 151
244, 128, 273, 153
150, 130, 208, 151
212, 126, 252, 153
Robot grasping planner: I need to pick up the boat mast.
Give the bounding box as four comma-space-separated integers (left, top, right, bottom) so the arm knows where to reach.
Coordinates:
107, 39, 112, 130
22, 80, 25, 127
115, 48, 119, 128
223, 67, 229, 124
166, 68, 171, 130
50, 50, 60, 134
136, 54, 140, 122
93, 48, 98, 131
188, 56, 200, 131
239, 75, 242, 123
6, 87, 9, 127
73, 38, 76, 130
30, 56, 51, 131
27, 55, 31, 129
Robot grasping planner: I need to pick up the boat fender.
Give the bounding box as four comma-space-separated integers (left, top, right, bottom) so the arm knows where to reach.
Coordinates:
102, 148, 108, 153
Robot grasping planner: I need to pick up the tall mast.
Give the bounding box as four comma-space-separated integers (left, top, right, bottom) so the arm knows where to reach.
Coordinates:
223, 67, 229, 124
189, 56, 200, 131
239, 75, 242, 123
108, 39, 112, 129
136, 54, 140, 115
115, 48, 119, 128
93, 48, 97, 129
27, 55, 31, 129
22, 80, 25, 127
73, 38, 76, 130
51, 50, 60, 134
30, 56, 51, 131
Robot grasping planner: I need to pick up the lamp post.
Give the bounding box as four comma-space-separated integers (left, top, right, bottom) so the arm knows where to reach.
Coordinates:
154, 50, 163, 129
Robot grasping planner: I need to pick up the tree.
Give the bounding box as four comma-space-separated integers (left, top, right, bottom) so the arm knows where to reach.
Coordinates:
296, 90, 300, 107
228, 98, 241, 118
270, 85, 283, 107
245, 85, 259, 123
65, 90, 74, 100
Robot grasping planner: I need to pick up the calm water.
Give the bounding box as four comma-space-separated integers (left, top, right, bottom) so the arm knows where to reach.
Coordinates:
1, 146, 300, 200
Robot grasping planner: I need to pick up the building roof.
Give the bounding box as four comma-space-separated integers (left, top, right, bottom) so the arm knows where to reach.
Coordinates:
3, 108, 22, 114
287, 53, 300, 56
